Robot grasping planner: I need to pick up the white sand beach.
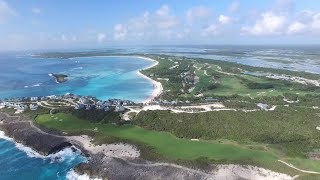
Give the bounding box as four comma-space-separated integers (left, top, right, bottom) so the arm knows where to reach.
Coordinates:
134, 56, 163, 104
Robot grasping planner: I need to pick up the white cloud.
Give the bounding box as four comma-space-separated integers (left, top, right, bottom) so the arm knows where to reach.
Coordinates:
186, 6, 212, 24
290, 11, 320, 34
241, 12, 286, 36
71, 35, 77, 41
156, 5, 169, 17
114, 24, 127, 40
97, 33, 106, 42
229, 1, 240, 13
59, 34, 77, 41
61, 34, 68, 41
0, 0, 16, 23
32, 7, 41, 15
311, 13, 320, 32
218, 15, 231, 25
287, 21, 307, 34
128, 11, 150, 31
155, 5, 179, 29
202, 24, 218, 37
112, 4, 181, 42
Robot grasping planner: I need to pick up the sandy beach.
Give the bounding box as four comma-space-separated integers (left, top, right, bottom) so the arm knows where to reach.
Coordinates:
134, 56, 163, 104
69, 55, 163, 104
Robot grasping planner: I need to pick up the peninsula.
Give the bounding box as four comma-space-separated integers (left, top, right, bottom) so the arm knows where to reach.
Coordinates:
1, 53, 320, 180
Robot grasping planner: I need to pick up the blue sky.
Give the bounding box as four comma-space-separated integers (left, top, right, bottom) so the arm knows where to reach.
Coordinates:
0, 0, 320, 50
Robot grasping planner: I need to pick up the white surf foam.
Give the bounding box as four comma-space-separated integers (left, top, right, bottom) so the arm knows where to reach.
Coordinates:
0, 130, 12, 141
48, 146, 85, 163
0, 130, 86, 163
71, 67, 83, 71
0, 130, 45, 158
66, 170, 102, 180
24, 83, 42, 88
32, 83, 42, 87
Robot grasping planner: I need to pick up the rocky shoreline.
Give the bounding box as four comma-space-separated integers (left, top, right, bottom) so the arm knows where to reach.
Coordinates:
0, 112, 73, 155
0, 111, 213, 179
0, 111, 293, 180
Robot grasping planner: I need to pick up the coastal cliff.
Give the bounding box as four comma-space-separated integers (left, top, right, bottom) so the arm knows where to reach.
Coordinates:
0, 111, 292, 180
0, 111, 212, 180
0, 112, 72, 155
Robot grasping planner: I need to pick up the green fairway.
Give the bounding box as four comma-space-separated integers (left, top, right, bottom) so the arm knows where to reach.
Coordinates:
35, 113, 277, 161
34, 112, 320, 176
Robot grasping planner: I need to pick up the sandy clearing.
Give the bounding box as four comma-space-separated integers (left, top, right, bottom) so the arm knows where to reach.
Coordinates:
67, 135, 140, 159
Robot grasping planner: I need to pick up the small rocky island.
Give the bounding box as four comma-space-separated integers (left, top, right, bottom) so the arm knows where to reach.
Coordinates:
49, 73, 68, 83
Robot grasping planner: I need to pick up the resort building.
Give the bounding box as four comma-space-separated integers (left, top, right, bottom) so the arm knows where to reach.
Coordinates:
30, 97, 39, 101
74, 104, 85, 110
115, 105, 125, 112
29, 104, 39, 111
79, 97, 90, 104
257, 103, 269, 111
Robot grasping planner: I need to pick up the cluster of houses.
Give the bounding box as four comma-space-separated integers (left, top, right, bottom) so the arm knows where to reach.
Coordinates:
0, 101, 30, 111
150, 96, 218, 106
0, 96, 40, 111
75, 96, 135, 112
180, 71, 199, 86
0, 93, 136, 113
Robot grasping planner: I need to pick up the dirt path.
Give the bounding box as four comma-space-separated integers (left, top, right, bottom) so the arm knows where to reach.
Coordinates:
278, 160, 320, 174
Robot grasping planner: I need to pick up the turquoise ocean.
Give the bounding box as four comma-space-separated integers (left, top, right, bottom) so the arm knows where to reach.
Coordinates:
0, 54, 155, 180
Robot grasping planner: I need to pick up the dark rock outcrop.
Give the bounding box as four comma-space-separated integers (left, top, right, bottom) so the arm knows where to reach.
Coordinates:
0, 112, 71, 155
75, 155, 211, 180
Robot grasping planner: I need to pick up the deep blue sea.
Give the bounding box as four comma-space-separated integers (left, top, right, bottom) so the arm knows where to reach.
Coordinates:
0, 54, 155, 179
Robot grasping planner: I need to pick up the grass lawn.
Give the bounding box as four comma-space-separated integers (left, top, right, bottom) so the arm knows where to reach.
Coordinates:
34, 112, 320, 176
35, 113, 277, 161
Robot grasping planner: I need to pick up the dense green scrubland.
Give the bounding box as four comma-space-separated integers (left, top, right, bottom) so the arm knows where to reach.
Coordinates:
141, 55, 320, 102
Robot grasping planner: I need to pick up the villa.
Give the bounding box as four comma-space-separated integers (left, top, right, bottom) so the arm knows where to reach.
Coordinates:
17, 104, 27, 111
115, 105, 125, 112
79, 97, 90, 104
1, 94, 135, 113
257, 103, 269, 110
30, 97, 39, 101
74, 104, 85, 110
29, 104, 39, 111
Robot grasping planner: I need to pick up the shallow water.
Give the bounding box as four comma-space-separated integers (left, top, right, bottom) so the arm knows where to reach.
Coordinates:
0, 54, 156, 179
0, 55, 155, 102
126, 46, 320, 74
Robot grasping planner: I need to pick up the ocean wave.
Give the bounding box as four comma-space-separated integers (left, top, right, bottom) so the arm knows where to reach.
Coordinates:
0, 131, 44, 158
24, 83, 43, 88
32, 83, 42, 87
70, 67, 83, 71
66, 170, 102, 180
0, 130, 12, 141
0, 130, 85, 163
48, 146, 84, 163
15, 143, 46, 158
